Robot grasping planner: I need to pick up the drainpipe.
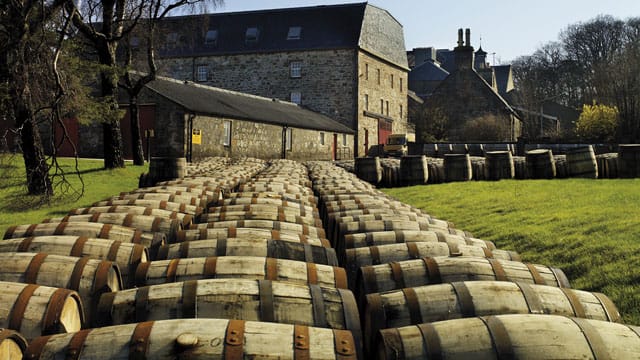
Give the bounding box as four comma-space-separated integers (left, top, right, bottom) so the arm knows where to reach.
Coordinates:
187, 113, 195, 162
282, 126, 287, 159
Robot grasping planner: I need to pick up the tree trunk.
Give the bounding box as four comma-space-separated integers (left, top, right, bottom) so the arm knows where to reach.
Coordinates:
98, 43, 125, 169
20, 117, 52, 195
129, 96, 145, 165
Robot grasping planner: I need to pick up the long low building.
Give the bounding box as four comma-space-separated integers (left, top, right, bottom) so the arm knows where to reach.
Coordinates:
135, 75, 355, 161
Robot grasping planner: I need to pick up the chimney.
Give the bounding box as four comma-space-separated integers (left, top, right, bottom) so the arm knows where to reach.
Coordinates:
454, 28, 475, 71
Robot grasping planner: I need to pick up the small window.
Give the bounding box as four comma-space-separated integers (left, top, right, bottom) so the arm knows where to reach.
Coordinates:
196, 65, 208, 82
386, 101, 389, 116
285, 128, 292, 151
380, 99, 384, 114
319, 132, 325, 145
290, 61, 302, 78
364, 94, 369, 111
287, 26, 302, 40
377, 68, 381, 85
290, 91, 301, 104
391, 74, 394, 89
400, 104, 404, 119
166, 32, 178, 47
245, 27, 260, 43
342, 133, 347, 146
400, 78, 404, 92
223, 120, 231, 146
205, 30, 218, 46
365, 63, 369, 80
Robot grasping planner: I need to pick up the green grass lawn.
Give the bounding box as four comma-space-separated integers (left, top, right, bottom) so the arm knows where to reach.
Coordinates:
383, 179, 640, 325
0, 155, 148, 236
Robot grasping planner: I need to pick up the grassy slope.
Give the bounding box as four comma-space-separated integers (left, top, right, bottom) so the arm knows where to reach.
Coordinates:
383, 179, 640, 325
0, 155, 148, 236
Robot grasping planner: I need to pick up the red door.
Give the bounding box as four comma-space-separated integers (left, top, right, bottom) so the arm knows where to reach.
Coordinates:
54, 118, 79, 157
120, 105, 156, 160
378, 119, 392, 145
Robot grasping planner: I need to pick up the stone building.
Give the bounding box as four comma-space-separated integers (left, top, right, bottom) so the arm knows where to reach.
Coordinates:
411, 29, 522, 142
135, 75, 354, 161
152, 2, 409, 157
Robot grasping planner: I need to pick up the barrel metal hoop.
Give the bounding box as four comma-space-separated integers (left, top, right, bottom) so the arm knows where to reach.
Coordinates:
271, 229, 281, 240
227, 227, 237, 238
182, 280, 198, 318
303, 244, 314, 263
129, 321, 154, 360
294, 324, 310, 360
9, 284, 39, 331
135, 286, 151, 323
402, 287, 423, 324
370, 246, 381, 265
488, 259, 508, 281
224, 320, 245, 360
333, 329, 356, 359
54, 222, 68, 236
106, 240, 122, 262
515, 282, 545, 315
203, 257, 218, 278
561, 288, 587, 318
451, 282, 476, 317
157, 244, 169, 260
98, 224, 112, 239
195, 228, 206, 241
166, 259, 180, 283
4, 225, 17, 239
482, 316, 515, 359
407, 242, 420, 259
482, 247, 495, 259
417, 323, 443, 360
422, 257, 442, 284
135, 262, 150, 287
593, 292, 620, 322
360, 267, 378, 294
265, 258, 278, 281
381, 328, 404, 360
42, 288, 72, 335
94, 260, 115, 293
96, 292, 116, 327
89, 212, 101, 223
66, 329, 91, 360
306, 262, 318, 285
389, 262, 406, 289
216, 238, 227, 257
571, 317, 612, 360
66, 255, 87, 290
25, 253, 48, 284
17, 236, 35, 252
526, 263, 546, 285
334, 267, 348, 289
258, 280, 276, 322
310, 284, 328, 328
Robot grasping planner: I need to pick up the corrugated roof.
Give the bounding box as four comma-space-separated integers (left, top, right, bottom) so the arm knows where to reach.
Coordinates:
144, 75, 354, 134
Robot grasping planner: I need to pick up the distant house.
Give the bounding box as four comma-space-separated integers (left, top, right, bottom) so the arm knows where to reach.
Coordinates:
152, 2, 410, 157
410, 29, 522, 142
131, 75, 354, 161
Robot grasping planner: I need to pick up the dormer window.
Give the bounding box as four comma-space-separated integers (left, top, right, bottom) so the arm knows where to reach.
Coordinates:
245, 27, 260, 44
287, 26, 302, 40
205, 30, 218, 46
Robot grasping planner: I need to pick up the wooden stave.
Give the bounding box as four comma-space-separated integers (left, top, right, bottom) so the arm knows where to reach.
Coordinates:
175, 227, 330, 248
25, 318, 359, 360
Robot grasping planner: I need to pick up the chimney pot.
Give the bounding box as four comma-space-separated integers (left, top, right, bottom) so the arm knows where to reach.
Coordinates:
465, 29, 471, 47
457, 29, 464, 47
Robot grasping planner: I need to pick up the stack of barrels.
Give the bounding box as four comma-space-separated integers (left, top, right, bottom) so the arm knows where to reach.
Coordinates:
307, 161, 640, 359
1, 157, 365, 359
351, 144, 640, 188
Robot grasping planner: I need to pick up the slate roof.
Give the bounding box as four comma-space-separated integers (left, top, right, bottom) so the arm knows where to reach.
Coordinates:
144, 75, 354, 134
158, 3, 367, 57
493, 65, 514, 96
409, 60, 450, 82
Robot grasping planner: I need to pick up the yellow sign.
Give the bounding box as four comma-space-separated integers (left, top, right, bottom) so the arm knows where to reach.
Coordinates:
192, 129, 202, 145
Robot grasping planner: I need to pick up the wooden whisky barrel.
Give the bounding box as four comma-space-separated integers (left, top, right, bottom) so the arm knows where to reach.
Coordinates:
156, 238, 339, 266
0, 236, 147, 288
376, 314, 640, 359
342, 230, 494, 251
400, 155, 429, 186
0, 253, 121, 324
135, 256, 347, 288
566, 145, 598, 178
69, 205, 193, 228
444, 154, 472, 182
356, 256, 570, 304
92, 198, 203, 216
485, 150, 515, 180
109, 192, 211, 209
200, 209, 322, 228
222, 191, 318, 207
176, 227, 330, 247
355, 157, 382, 184
0, 328, 28, 360
364, 281, 620, 355
149, 156, 186, 183
0, 281, 84, 340
25, 318, 358, 359
189, 220, 327, 239
526, 149, 556, 179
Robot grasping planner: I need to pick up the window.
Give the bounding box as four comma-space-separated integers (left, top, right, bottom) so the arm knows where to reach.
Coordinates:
205, 30, 218, 46
287, 26, 302, 40
319, 132, 325, 145
365, 63, 369, 80
380, 99, 384, 114
386, 101, 389, 116
400, 104, 404, 119
285, 128, 292, 151
196, 65, 208, 82
400, 78, 403, 92
290, 61, 302, 78
245, 27, 260, 44
391, 74, 394, 89
364, 94, 369, 111
290, 91, 301, 104
342, 133, 347, 146
377, 68, 381, 85
223, 120, 231, 146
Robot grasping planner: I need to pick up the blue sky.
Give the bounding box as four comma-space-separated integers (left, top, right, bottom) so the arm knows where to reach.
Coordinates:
213, 0, 640, 64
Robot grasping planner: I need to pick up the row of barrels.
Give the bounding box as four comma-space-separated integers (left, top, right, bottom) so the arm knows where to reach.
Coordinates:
420, 142, 620, 158
5, 157, 368, 359
352, 144, 640, 188
306, 160, 640, 358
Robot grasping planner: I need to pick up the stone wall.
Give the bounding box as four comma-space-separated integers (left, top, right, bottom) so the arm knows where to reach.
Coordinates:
356, 51, 409, 156
157, 49, 358, 130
